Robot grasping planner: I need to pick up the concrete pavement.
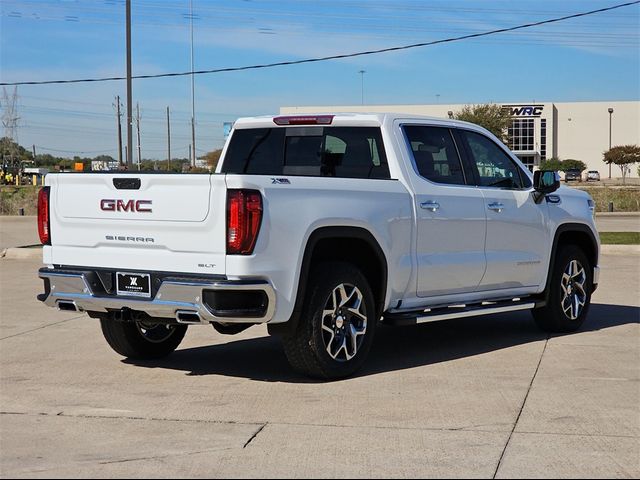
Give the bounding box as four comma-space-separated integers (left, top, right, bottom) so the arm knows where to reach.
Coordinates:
0, 253, 638, 478
595, 213, 640, 233
0, 216, 38, 250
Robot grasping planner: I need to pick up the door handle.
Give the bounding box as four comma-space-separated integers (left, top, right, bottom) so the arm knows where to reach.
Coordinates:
488, 202, 505, 213
420, 201, 440, 212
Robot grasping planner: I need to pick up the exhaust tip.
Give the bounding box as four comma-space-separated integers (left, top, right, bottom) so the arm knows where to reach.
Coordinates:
57, 301, 78, 312
176, 310, 202, 324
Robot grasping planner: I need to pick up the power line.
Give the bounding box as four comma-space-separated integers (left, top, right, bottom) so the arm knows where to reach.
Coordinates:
2, 1, 638, 87
34, 145, 115, 154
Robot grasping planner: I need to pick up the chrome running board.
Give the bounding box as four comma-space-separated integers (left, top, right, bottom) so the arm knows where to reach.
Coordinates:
383, 299, 540, 327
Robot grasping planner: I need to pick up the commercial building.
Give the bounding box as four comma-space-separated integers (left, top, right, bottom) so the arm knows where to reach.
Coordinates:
281, 101, 640, 178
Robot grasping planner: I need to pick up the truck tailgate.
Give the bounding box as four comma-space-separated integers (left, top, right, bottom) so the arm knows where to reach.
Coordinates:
45, 174, 227, 275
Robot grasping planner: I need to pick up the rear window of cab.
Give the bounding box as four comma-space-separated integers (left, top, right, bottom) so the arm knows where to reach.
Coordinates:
222, 126, 391, 179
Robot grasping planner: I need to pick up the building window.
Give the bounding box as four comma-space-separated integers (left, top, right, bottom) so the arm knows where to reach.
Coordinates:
508, 118, 535, 152
518, 155, 535, 172
540, 119, 547, 161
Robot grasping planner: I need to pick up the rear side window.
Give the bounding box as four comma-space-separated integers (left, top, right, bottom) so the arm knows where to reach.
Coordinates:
222, 128, 285, 175
403, 125, 466, 185
222, 126, 390, 179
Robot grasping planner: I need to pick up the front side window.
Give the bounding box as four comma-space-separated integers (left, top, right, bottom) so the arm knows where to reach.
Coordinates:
460, 130, 530, 189
403, 125, 466, 186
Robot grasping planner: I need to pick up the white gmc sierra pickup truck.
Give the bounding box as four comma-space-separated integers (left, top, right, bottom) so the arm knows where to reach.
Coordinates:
37, 113, 600, 379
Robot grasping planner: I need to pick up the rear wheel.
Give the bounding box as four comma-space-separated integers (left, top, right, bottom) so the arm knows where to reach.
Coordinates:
100, 318, 187, 359
533, 245, 592, 332
282, 262, 377, 380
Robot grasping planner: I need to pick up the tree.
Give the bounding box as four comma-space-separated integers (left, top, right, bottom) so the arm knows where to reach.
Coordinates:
562, 159, 587, 172
1, 137, 33, 163
539, 157, 564, 171
604, 145, 640, 184
201, 149, 222, 171
453, 104, 512, 144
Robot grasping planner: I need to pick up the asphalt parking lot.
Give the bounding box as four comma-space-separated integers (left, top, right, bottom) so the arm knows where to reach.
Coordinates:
1, 249, 638, 478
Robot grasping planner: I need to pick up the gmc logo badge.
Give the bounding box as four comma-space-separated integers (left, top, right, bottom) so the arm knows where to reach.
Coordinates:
100, 199, 152, 213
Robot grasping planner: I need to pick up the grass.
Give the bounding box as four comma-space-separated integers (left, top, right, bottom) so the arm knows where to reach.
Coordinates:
574, 185, 640, 212
2, 183, 639, 216
0, 186, 39, 216
599, 232, 640, 245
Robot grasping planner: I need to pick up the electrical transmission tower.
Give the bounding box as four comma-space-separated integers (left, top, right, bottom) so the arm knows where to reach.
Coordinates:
1, 87, 20, 166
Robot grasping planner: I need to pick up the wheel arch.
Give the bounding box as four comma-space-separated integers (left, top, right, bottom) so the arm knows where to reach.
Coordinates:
542, 223, 599, 302
268, 226, 388, 336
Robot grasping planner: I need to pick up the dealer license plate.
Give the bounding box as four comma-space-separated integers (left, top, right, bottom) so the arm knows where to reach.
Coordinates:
116, 272, 151, 298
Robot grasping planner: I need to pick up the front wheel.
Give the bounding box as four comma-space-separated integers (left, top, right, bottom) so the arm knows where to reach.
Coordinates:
100, 318, 187, 359
533, 245, 593, 332
282, 262, 377, 380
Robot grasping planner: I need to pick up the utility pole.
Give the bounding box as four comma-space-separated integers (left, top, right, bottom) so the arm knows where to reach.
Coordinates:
608, 107, 614, 179
1, 87, 20, 166
189, 144, 192, 170
135, 102, 141, 171
113, 95, 123, 166
166, 106, 171, 171
32, 145, 37, 165
126, 0, 133, 168
359, 70, 366, 105
190, 0, 196, 168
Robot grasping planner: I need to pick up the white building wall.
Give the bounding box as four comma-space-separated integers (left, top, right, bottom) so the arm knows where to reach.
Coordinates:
554, 101, 639, 178
281, 101, 640, 178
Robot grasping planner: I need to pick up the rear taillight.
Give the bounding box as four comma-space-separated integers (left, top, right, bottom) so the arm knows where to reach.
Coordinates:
227, 189, 262, 255
37, 187, 51, 245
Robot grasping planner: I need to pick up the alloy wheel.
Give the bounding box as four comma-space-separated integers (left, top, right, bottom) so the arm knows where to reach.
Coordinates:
320, 283, 368, 362
560, 259, 587, 320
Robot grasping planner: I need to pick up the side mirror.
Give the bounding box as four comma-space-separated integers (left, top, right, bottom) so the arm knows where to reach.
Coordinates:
533, 170, 560, 203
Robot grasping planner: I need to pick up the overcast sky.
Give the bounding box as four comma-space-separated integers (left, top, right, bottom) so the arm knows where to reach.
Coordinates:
1, 0, 639, 159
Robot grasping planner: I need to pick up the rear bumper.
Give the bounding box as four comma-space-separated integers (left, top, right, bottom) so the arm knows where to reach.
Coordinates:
38, 267, 276, 324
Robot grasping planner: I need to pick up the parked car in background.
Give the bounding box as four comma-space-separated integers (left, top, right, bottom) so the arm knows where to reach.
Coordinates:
565, 168, 583, 182
586, 170, 601, 182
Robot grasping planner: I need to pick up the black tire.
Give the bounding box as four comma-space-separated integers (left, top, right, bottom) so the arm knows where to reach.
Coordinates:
100, 318, 187, 359
533, 244, 593, 333
282, 262, 377, 380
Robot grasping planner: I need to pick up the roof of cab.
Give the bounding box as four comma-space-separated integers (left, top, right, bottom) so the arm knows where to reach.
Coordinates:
232, 112, 479, 130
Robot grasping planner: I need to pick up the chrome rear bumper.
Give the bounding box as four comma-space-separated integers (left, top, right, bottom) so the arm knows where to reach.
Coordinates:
38, 268, 276, 324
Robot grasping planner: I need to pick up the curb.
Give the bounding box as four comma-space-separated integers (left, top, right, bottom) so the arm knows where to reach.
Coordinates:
600, 244, 640, 256
1, 246, 43, 260
595, 212, 640, 217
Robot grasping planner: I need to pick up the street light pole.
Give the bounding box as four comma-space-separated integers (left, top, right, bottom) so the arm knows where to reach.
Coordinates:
359, 70, 366, 105
190, 0, 196, 168
126, 0, 133, 169
607, 107, 614, 178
